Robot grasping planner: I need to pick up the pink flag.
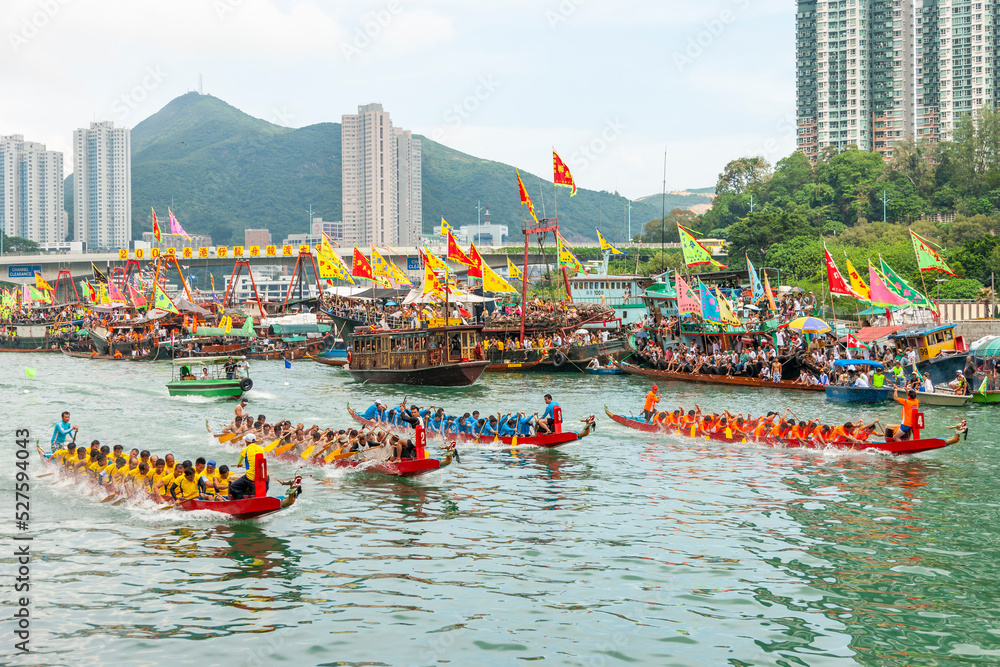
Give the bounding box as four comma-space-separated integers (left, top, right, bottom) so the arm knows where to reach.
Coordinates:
825, 247, 859, 298
675, 274, 701, 316
867, 263, 908, 307
128, 285, 147, 309
107, 280, 127, 304
168, 209, 191, 239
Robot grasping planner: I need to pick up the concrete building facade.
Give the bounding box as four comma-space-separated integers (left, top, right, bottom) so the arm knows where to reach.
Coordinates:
73, 121, 131, 250
0, 135, 65, 245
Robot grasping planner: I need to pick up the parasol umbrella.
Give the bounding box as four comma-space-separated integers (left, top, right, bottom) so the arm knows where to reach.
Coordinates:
785, 316, 832, 334
744, 304, 760, 311
790, 286, 806, 294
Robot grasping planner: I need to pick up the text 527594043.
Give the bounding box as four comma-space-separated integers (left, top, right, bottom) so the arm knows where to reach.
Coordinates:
14, 428, 31, 652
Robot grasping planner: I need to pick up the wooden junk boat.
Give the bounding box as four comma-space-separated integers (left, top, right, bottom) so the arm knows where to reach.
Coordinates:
347, 324, 490, 386
347, 404, 596, 448
603, 406, 960, 456
36, 446, 301, 520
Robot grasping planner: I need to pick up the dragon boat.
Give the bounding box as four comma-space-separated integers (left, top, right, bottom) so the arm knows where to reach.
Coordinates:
347, 404, 596, 449
603, 406, 962, 456
37, 445, 301, 520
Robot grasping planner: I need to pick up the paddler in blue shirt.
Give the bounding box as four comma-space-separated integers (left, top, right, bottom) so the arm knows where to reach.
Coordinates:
498, 415, 517, 437
444, 416, 461, 437
362, 400, 385, 421
51, 411, 78, 452
465, 411, 481, 433
516, 412, 534, 436
427, 409, 446, 434
482, 416, 498, 437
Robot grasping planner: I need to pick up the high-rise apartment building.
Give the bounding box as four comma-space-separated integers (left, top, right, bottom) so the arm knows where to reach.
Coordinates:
796, 0, 996, 160
244, 228, 271, 247
341, 103, 421, 246
73, 121, 131, 250
0, 135, 65, 245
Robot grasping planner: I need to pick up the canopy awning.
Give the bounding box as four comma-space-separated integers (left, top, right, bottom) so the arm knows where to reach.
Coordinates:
185, 326, 253, 338
172, 355, 246, 367
833, 359, 885, 369
175, 299, 212, 315
974, 336, 1000, 359
268, 323, 332, 335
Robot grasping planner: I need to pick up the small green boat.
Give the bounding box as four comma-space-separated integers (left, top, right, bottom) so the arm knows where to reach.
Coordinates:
167, 356, 253, 399
970, 390, 1000, 404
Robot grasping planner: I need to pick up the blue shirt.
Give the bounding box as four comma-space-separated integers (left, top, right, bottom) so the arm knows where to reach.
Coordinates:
498, 420, 517, 437
516, 416, 534, 436
52, 421, 74, 446
541, 401, 559, 421
362, 404, 383, 421
465, 417, 480, 433
427, 417, 443, 433
482, 422, 497, 436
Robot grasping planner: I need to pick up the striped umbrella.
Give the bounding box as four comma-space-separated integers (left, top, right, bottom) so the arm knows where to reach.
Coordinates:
785, 316, 832, 334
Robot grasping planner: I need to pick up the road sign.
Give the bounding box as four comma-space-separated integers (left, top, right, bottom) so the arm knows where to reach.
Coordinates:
407, 257, 421, 271
8, 265, 41, 279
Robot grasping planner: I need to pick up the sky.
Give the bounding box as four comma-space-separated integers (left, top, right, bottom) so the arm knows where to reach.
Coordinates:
0, 0, 796, 198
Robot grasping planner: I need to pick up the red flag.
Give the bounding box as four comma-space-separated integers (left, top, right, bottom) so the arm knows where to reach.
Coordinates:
128, 285, 146, 308
151, 208, 161, 243
468, 243, 484, 278
447, 232, 475, 267
516, 170, 539, 223
351, 247, 376, 281
825, 247, 859, 298
846, 333, 865, 349
552, 149, 577, 196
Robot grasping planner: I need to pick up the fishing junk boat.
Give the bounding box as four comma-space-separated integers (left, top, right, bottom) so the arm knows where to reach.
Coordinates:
347, 323, 490, 386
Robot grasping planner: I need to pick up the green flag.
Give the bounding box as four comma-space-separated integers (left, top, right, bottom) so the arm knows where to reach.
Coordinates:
981, 378, 989, 396
25, 367, 36, 379
911, 230, 960, 276
879, 258, 935, 310
242, 314, 254, 333
152, 285, 180, 314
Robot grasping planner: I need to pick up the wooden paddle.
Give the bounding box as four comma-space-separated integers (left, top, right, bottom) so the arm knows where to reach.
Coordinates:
37, 472, 56, 478
217, 432, 240, 443
100, 492, 117, 503
273, 441, 297, 456
158, 497, 194, 511
326, 450, 357, 462
262, 438, 282, 453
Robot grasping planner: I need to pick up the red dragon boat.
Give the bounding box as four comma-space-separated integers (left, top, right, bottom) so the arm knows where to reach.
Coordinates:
602, 406, 961, 456
37, 446, 302, 520
347, 404, 596, 449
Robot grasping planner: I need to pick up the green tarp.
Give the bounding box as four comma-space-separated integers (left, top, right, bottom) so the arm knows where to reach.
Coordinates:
184, 326, 253, 338
267, 324, 332, 335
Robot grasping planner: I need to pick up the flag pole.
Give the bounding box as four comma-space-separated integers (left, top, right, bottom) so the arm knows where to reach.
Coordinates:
822, 241, 838, 328
910, 227, 937, 323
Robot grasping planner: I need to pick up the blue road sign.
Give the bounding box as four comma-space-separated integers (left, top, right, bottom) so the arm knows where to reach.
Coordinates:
8, 265, 41, 279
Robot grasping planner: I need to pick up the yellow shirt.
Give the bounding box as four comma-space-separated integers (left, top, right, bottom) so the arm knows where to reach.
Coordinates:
88, 460, 105, 478
150, 470, 169, 495
169, 476, 201, 500
51, 448, 68, 466
214, 472, 231, 496
237, 444, 266, 481
111, 464, 130, 486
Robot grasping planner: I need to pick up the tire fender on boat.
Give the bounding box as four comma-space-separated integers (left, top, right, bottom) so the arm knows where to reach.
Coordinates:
552, 351, 568, 368
240, 377, 253, 392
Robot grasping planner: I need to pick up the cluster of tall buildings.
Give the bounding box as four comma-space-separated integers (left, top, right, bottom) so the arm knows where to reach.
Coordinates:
796, 0, 998, 161
0, 121, 131, 251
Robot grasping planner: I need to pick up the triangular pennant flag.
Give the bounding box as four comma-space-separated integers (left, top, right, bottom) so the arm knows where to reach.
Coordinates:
370, 247, 395, 278
844, 254, 870, 301
746, 256, 766, 304
515, 170, 539, 223
675, 274, 701, 315
317, 245, 356, 284
507, 257, 523, 282
127, 284, 146, 308
447, 232, 476, 267
596, 228, 624, 255
168, 209, 191, 239
107, 280, 127, 304
351, 247, 376, 281
911, 230, 961, 276
92, 263, 108, 284
715, 286, 742, 326
468, 243, 484, 279
153, 285, 180, 313
439, 218, 452, 237
482, 262, 517, 293
423, 247, 451, 273
762, 271, 777, 310
151, 208, 162, 243
699, 279, 724, 324
557, 235, 584, 275
825, 246, 861, 298
879, 257, 935, 310
34, 272, 53, 291
553, 149, 577, 196
868, 262, 909, 307
678, 225, 727, 269
422, 262, 444, 297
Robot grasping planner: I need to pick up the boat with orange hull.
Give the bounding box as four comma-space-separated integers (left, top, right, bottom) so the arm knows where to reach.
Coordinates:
602, 406, 959, 456
37, 446, 301, 520
347, 405, 595, 448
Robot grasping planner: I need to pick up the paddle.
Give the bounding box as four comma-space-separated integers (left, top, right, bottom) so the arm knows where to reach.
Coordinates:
262, 438, 282, 453
217, 432, 240, 444
111, 497, 130, 506
100, 492, 117, 503
158, 497, 194, 511
273, 440, 297, 456
37, 473, 56, 478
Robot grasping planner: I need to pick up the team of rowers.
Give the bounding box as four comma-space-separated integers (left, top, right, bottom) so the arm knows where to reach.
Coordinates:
357, 394, 562, 438
639, 383, 923, 444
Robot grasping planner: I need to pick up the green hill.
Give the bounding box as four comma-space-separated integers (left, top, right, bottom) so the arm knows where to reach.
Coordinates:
66, 93, 713, 245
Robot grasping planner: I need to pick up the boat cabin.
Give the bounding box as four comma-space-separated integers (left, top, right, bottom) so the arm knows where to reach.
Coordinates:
171, 355, 250, 382
566, 259, 650, 326
350, 325, 484, 371
888, 324, 966, 362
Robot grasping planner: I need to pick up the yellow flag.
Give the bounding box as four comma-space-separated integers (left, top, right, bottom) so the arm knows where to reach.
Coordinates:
387, 258, 413, 286
507, 257, 523, 281
316, 244, 356, 284
844, 255, 871, 301
422, 263, 444, 296
715, 286, 742, 326
482, 262, 517, 293
423, 247, 450, 273
321, 233, 337, 256
370, 247, 393, 278
558, 235, 584, 275
35, 272, 53, 291
596, 229, 624, 255
100, 282, 111, 304
440, 218, 452, 237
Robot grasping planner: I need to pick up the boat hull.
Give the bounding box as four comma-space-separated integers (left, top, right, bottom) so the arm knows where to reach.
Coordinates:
167, 379, 246, 398
826, 385, 971, 407
603, 408, 949, 456
970, 391, 1000, 404
618, 362, 826, 392
348, 407, 585, 448
346, 361, 490, 386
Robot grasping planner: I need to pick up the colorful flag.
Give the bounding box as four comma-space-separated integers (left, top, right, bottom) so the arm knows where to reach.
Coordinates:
243, 315, 255, 333
868, 262, 909, 307
317, 245, 356, 284
284, 359, 292, 370
981, 377, 989, 397
553, 149, 577, 196
911, 230, 960, 276
482, 262, 517, 293
370, 247, 394, 278
422, 247, 451, 273
92, 263, 108, 284
762, 271, 777, 310
825, 246, 860, 298
879, 257, 935, 310
168, 209, 191, 239
678, 225, 727, 269
34, 272, 53, 291
447, 232, 476, 266
440, 218, 452, 237
558, 235, 584, 275
715, 286, 742, 326
28, 286, 48, 303
107, 280, 127, 304
516, 170, 539, 223
153, 285, 180, 313
846, 333, 866, 349
98, 282, 110, 305
351, 247, 376, 281
699, 279, 724, 325
468, 243, 484, 279
25, 367, 36, 380
746, 256, 765, 304
507, 257, 523, 282
596, 228, 624, 255
151, 208, 161, 243
844, 254, 870, 301
675, 274, 701, 315
128, 284, 146, 308
422, 262, 445, 297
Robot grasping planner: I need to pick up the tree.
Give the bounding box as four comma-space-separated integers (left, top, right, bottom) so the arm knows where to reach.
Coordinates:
0, 232, 39, 254
725, 208, 809, 266
714, 156, 772, 196
938, 278, 987, 300
634, 209, 697, 244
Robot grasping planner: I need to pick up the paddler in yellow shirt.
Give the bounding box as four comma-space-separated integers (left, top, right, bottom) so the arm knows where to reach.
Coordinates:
150, 460, 169, 496
213, 465, 232, 498
52, 442, 75, 466
71, 448, 89, 474
230, 434, 267, 499
199, 460, 218, 497
110, 457, 130, 486
168, 466, 203, 502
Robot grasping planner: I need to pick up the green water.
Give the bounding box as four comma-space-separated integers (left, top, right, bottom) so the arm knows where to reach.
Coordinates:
2, 353, 998, 666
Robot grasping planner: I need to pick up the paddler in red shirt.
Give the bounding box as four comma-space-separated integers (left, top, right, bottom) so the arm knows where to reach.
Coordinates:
892, 388, 920, 441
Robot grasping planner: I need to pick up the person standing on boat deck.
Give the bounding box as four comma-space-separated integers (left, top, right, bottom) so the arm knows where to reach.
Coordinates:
230, 433, 267, 499
51, 411, 77, 452
642, 385, 660, 422
891, 388, 920, 441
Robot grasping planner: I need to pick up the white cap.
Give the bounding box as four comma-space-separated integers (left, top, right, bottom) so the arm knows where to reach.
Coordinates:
244, 433, 257, 442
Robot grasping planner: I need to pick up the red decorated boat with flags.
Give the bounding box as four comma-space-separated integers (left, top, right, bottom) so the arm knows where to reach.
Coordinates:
602, 406, 962, 456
